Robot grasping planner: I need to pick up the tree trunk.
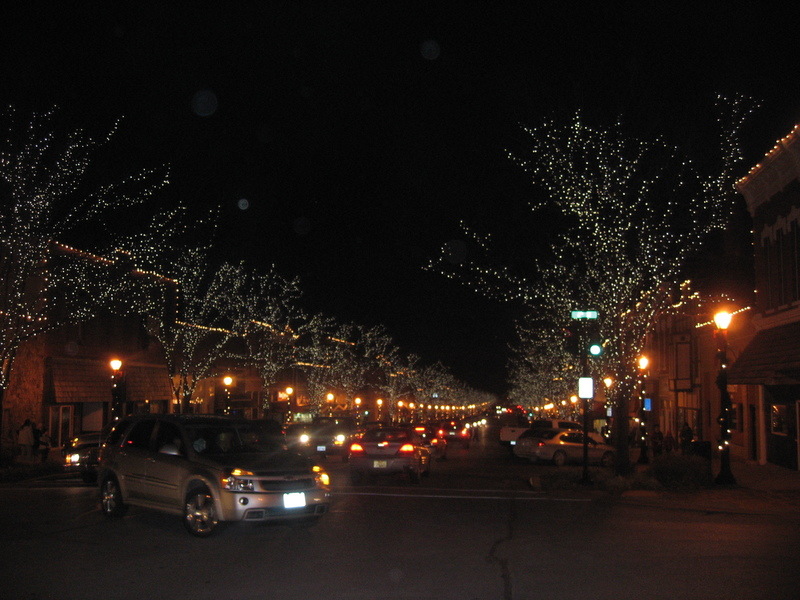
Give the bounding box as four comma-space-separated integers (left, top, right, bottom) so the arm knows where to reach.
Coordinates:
612, 392, 633, 476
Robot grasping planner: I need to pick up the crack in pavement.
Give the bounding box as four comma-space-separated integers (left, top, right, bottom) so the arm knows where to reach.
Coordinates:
486, 497, 516, 600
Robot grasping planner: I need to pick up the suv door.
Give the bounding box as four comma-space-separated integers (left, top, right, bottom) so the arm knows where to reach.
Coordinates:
143, 420, 190, 507
117, 418, 157, 499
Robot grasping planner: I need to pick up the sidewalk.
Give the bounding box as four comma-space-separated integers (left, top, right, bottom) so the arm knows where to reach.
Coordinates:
621, 457, 800, 516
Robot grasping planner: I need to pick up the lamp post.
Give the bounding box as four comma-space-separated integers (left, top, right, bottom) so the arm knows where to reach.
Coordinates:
714, 311, 737, 486
637, 355, 650, 464
223, 376, 234, 415
109, 359, 124, 420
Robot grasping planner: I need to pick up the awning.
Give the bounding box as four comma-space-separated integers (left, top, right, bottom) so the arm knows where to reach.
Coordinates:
50, 358, 174, 404
727, 321, 800, 385
125, 365, 174, 404
50, 358, 110, 404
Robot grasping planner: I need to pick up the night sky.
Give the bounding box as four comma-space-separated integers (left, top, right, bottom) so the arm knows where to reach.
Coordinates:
2, 3, 800, 394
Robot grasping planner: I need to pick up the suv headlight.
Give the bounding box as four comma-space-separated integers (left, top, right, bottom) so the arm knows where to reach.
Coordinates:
222, 469, 255, 492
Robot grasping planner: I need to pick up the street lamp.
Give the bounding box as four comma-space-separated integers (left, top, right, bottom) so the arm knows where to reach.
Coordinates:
109, 359, 124, 420
223, 376, 234, 414
637, 356, 649, 465
714, 311, 737, 485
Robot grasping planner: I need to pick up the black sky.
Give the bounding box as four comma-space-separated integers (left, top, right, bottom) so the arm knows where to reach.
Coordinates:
2, 3, 800, 394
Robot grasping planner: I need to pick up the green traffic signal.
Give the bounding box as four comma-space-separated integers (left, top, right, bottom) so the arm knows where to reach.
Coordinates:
588, 342, 603, 356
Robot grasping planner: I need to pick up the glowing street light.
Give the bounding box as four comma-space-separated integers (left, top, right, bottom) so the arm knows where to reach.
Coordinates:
109, 359, 124, 419
714, 310, 737, 485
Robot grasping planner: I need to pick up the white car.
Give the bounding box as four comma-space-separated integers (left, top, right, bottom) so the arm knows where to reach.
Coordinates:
513, 428, 614, 467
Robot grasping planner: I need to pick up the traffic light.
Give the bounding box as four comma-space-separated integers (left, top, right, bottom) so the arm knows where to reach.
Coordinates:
588, 341, 603, 356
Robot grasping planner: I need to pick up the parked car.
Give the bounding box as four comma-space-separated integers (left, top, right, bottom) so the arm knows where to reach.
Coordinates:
97, 414, 331, 536
439, 419, 471, 449
347, 426, 431, 484
513, 428, 614, 467
503, 418, 583, 448
63, 423, 115, 484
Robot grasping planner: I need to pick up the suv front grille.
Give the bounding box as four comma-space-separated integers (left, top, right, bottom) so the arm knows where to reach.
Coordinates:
259, 477, 315, 492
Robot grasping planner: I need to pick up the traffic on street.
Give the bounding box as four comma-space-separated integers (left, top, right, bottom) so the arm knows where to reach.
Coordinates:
1, 422, 798, 600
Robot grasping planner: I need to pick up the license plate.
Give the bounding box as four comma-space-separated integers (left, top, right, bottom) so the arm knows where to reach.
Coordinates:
283, 492, 306, 508
316, 445, 327, 452
373, 460, 387, 469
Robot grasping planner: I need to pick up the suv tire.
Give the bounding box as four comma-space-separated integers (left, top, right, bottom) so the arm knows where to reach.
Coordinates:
184, 486, 219, 537
100, 475, 127, 517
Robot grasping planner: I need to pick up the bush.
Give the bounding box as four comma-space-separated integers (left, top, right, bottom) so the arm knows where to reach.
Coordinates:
647, 453, 713, 490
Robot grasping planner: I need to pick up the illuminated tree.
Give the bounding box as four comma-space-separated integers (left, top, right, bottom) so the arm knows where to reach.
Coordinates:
0, 108, 169, 439
434, 96, 753, 472
145, 250, 259, 413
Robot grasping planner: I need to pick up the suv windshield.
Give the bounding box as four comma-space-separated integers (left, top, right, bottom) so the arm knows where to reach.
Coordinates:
185, 422, 284, 455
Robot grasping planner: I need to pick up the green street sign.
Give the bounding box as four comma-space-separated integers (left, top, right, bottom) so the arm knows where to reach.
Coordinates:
571, 310, 598, 320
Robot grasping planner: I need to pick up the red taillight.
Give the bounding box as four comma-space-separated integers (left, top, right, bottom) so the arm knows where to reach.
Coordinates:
438, 429, 445, 437
460, 429, 469, 437
398, 443, 415, 453
350, 443, 364, 453
414, 427, 426, 433
536, 441, 545, 447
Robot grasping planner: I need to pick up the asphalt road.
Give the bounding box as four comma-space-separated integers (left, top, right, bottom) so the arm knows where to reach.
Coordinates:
1, 429, 798, 600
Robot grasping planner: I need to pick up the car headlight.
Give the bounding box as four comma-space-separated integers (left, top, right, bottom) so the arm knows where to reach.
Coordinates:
66, 453, 80, 465
313, 465, 330, 487
334, 434, 346, 444
299, 434, 310, 444
222, 469, 255, 492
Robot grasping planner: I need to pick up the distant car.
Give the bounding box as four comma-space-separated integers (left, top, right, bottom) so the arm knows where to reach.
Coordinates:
513, 428, 614, 467
98, 414, 331, 536
412, 424, 448, 459
63, 423, 114, 484
439, 419, 471, 449
348, 426, 432, 484
283, 423, 314, 454
308, 416, 357, 457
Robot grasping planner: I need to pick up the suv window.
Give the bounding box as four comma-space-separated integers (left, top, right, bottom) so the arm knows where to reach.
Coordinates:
105, 419, 133, 447
154, 421, 185, 455
125, 420, 157, 450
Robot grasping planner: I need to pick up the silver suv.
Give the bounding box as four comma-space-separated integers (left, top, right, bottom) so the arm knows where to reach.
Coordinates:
97, 414, 331, 536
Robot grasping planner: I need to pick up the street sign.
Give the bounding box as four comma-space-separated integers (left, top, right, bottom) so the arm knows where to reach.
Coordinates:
578, 377, 594, 399
571, 310, 598, 320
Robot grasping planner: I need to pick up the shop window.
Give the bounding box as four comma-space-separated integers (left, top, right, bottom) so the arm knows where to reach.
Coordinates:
770, 404, 788, 435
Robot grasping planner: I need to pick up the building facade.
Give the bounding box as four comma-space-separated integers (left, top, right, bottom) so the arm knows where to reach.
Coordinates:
728, 125, 800, 470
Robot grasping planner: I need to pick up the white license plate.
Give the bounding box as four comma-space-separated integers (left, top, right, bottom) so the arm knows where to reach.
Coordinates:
283, 492, 306, 508
316, 445, 327, 452
373, 460, 388, 469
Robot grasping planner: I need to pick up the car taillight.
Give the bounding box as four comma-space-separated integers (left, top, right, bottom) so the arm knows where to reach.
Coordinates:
536, 441, 545, 447
414, 427, 426, 433
438, 429, 444, 437
350, 443, 364, 453
460, 429, 468, 437
398, 444, 415, 453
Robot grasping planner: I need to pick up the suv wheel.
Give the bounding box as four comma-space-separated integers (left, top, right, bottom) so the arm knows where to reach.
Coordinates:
101, 475, 127, 517
184, 486, 219, 537
553, 451, 567, 467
